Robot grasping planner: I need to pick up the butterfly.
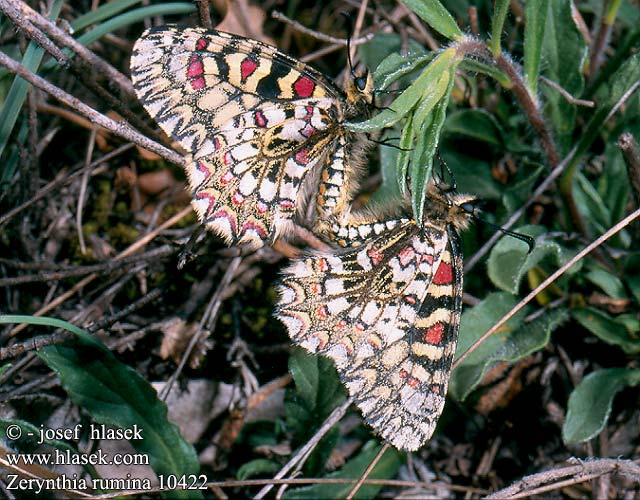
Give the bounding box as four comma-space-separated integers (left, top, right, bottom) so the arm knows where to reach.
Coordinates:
275, 181, 476, 451
130, 26, 373, 249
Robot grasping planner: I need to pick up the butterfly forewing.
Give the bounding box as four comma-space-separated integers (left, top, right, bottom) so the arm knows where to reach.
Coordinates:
131, 26, 364, 248
276, 186, 471, 451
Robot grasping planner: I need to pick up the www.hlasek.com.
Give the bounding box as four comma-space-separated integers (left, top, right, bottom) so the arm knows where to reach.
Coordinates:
4, 423, 208, 493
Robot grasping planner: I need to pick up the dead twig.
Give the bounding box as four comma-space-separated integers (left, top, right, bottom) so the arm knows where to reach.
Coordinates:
486, 458, 640, 499
0, 50, 183, 166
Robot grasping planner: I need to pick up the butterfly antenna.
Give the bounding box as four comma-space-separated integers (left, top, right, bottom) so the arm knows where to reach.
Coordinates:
462, 201, 535, 253
340, 12, 359, 81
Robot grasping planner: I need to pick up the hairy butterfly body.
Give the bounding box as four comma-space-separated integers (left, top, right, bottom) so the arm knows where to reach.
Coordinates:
275, 182, 475, 451
130, 26, 372, 249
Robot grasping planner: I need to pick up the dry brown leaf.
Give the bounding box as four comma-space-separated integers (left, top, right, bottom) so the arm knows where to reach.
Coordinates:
137, 169, 179, 196
588, 291, 630, 314
135, 144, 163, 161
475, 356, 536, 416
213, 0, 275, 44
158, 317, 211, 369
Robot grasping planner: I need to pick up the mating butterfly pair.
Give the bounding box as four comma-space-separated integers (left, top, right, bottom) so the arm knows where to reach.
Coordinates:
130, 26, 473, 451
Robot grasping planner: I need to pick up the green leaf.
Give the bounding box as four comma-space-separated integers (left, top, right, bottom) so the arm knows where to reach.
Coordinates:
563, 368, 640, 445
584, 267, 626, 299
572, 308, 640, 354
287, 349, 345, 439
289, 349, 321, 411
443, 109, 505, 147
346, 47, 459, 132
70, 0, 143, 31
0, 418, 77, 454
236, 459, 281, 480
360, 33, 428, 86
373, 51, 433, 91
397, 112, 416, 198
369, 139, 404, 204
37, 332, 200, 500
460, 59, 512, 88
627, 273, 640, 304
452, 298, 566, 401
573, 171, 612, 234
0, 0, 64, 160
487, 225, 574, 294
401, 0, 463, 40
450, 293, 520, 398
411, 69, 454, 225
282, 442, 402, 499
523, 0, 549, 95
490, 0, 510, 56
74, 3, 196, 47
540, 0, 586, 153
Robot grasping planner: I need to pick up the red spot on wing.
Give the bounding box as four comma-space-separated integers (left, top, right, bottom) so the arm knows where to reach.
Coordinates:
367, 336, 381, 350
256, 201, 268, 214
433, 261, 453, 285
399, 368, 408, 379
398, 246, 416, 267
314, 334, 327, 350
367, 247, 384, 266
191, 78, 206, 90
403, 295, 416, 305
424, 322, 444, 345
422, 254, 434, 264
196, 161, 212, 179
222, 152, 233, 166
316, 305, 328, 319
186, 55, 206, 90
232, 192, 245, 205
407, 377, 420, 388
255, 110, 267, 127
196, 38, 208, 51
311, 283, 322, 294
240, 58, 258, 80
293, 75, 315, 97
279, 200, 295, 210
240, 221, 267, 239
301, 123, 316, 138
431, 384, 441, 394
354, 323, 365, 332
212, 210, 237, 234
317, 258, 329, 272
214, 137, 222, 151
195, 191, 216, 209
220, 170, 234, 185
336, 319, 347, 329
186, 56, 204, 78
338, 339, 353, 355
294, 148, 309, 165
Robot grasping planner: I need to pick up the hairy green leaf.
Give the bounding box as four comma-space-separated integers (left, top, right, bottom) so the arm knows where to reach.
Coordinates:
563, 368, 640, 444
37, 332, 200, 499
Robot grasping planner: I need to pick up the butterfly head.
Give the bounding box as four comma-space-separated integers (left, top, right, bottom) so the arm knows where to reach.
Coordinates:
424, 182, 479, 232
345, 71, 374, 106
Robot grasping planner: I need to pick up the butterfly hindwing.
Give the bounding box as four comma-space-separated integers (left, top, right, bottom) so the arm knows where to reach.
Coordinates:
131, 26, 364, 248
276, 185, 472, 451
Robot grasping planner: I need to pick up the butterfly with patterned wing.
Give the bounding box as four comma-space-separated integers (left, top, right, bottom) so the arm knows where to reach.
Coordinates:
275, 181, 477, 451
130, 26, 373, 249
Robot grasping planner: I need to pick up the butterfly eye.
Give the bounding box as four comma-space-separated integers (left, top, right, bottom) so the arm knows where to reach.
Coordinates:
460, 200, 483, 215
355, 76, 367, 92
